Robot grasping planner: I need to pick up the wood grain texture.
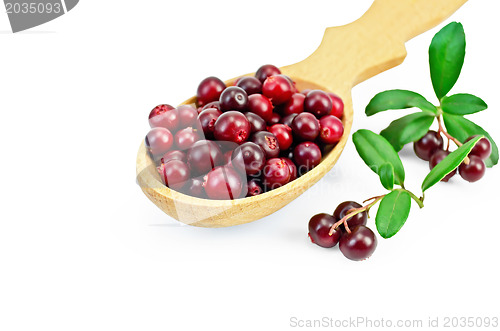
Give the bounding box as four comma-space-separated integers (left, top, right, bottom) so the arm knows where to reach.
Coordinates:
136, 0, 467, 227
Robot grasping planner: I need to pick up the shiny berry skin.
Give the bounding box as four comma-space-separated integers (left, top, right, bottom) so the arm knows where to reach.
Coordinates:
204, 166, 244, 200
333, 201, 367, 232
262, 75, 294, 105
184, 177, 205, 198
281, 93, 305, 116
268, 112, 281, 126
247, 179, 263, 197
304, 90, 332, 118
158, 159, 190, 190
262, 158, 291, 189
219, 86, 249, 112
251, 131, 280, 158
214, 111, 251, 144
244, 112, 266, 133
459, 155, 486, 182
308, 213, 342, 248
187, 140, 223, 176
201, 101, 222, 112
293, 142, 322, 175
174, 127, 200, 150
177, 105, 198, 127
429, 150, 456, 182
269, 124, 293, 150
327, 92, 344, 118
301, 89, 311, 96
161, 150, 187, 164
236, 76, 262, 95
232, 142, 266, 176
255, 64, 281, 83
281, 157, 297, 181
414, 131, 444, 161
148, 104, 179, 131
466, 135, 492, 160
318, 115, 344, 144
198, 108, 222, 139
247, 94, 273, 122
281, 113, 298, 127
197, 76, 226, 107
291, 112, 320, 141
145, 127, 174, 157
339, 225, 377, 261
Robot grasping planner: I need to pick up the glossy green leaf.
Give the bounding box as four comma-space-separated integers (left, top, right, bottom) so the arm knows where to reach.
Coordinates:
429, 22, 466, 99
376, 190, 412, 239
421, 135, 482, 192
353, 129, 405, 185
443, 113, 498, 167
441, 93, 487, 115
378, 163, 394, 190
380, 112, 435, 151
365, 90, 437, 116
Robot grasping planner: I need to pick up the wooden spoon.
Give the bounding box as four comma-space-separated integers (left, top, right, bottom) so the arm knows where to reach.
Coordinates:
136, 0, 467, 228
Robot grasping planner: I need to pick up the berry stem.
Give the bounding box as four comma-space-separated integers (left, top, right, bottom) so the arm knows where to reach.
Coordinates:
396, 188, 424, 208
329, 195, 386, 235
437, 115, 462, 147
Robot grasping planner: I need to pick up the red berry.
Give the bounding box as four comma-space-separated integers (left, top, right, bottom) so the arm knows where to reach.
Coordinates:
414, 131, 444, 161
247, 94, 273, 122
219, 86, 248, 112
281, 113, 298, 127
158, 160, 190, 190
304, 90, 332, 118
466, 135, 492, 160
247, 179, 263, 197
269, 124, 293, 150
214, 111, 251, 144
319, 115, 344, 144
198, 108, 222, 139
174, 127, 200, 150
281, 157, 297, 181
262, 75, 294, 105
262, 158, 291, 190
236, 76, 262, 95
197, 76, 226, 107
459, 155, 486, 182
308, 213, 341, 248
201, 101, 222, 112
281, 93, 305, 116
291, 112, 320, 141
333, 201, 367, 232
327, 92, 344, 118
268, 112, 281, 125
204, 166, 244, 200
187, 140, 223, 176
293, 142, 322, 175
232, 142, 266, 176
244, 112, 267, 133
161, 150, 187, 164
429, 150, 456, 182
148, 104, 179, 131
184, 177, 206, 198
255, 64, 281, 83
339, 225, 377, 261
145, 127, 174, 157
251, 131, 280, 158
176, 105, 198, 128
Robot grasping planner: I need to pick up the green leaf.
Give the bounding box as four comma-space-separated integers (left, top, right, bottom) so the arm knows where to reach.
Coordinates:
441, 93, 487, 115
353, 129, 405, 185
378, 163, 394, 190
376, 190, 412, 239
421, 135, 483, 192
443, 114, 498, 167
365, 90, 437, 116
429, 22, 466, 99
380, 112, 435, 151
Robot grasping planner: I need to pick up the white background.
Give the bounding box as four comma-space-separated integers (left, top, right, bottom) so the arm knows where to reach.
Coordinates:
1, 1, 499, 330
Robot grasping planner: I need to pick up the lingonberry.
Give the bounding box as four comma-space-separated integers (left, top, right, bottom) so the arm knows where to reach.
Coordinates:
429, 150, 456, 182
281, 157, 297, 181
262, 158, 291, 190
291, 112, 320, 141
148, 104, 179, 131
187, 140, 223, 176
281, 113, 298, 128
244, 112, 267, 133
308, 213, 342, 248
247, 94, 274, 122
177, 105, 199, 128
202, 101, 222, 112
269, 124, 293, 150
236, 76, 262, 95
161, 150, 187, 164
262, 75, 294, 105
281, 93, 305, 116
327, 92, 344, 118
318, 115, 344, 144
184, 177, 205, 198
304, 90, 332, 118
204, 166, 244, 200
301, 89, 311, 96
333, 201, 368, 232
466, 135, 492, 160
459, 155, 486, 182
293, 142, 322, 175
198, 108, 222, 139
251, 131, 280, 158
232, 142, 266, 176
145, 127, 174, 157
219, 86, 249, 112
255, 64, 281, 83
414, 131, 444, 161
174, 127, 200, 150
339, 225, 377, 261
214, 111, 251, 144
268, 113, 281, 125
197, 76, 226, 107
158, 159, 190, 190
246, 178, 263, 197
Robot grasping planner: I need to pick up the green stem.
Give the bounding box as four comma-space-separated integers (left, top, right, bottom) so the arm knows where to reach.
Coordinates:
395, 188, 424, 208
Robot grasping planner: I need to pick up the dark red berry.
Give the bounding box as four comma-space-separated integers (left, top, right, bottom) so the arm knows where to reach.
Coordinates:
281, 113, 298, 127
304, 90, 332, 118
232, 142, 266, 176
247, 178, 263, 197
204, 166, 244, 200
339, 225, 377, 261
145, 127, 174, 157
319, 115, 344, 144
255, 64, 281, 83
184, 177, 205, 198
429, 150, 456, 182
262, 158, 291, 189
466, 135, 492, 160
187, 140, 223, 176
161, 150, 187, 164
333, 201, 367, 232
198, 108, 222, 139
281, 157, 297, 181
174, 127, 200, 150
291, 112, 320, 141
244, 112, 267, 133
281, 93, 305, 116
262, 75, 294, 105
251, 131, 280, 158
414, 131, 444, 161
177, 105, 198, 128
268, 112, 281, 125
247, 94, 274, 122
293, 142, 322, 175
158, 159, 190, 190
308, 213, 341, 248
202, 101, 222, 112
219, 86, 248, 112
327, 92, 344, 118
148, 104, 179, 131
214, 111, 251, 144
301, 89, 311, 96
459, 155, 486, 182
236, 76, 262, 95
197, 76, 226, 107
269, 124, 293, 150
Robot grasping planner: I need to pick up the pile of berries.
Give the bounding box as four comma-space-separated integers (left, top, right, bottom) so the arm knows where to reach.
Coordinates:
414, 131, 491, 182
308, 201, 377, 261
144, 64, 345, 200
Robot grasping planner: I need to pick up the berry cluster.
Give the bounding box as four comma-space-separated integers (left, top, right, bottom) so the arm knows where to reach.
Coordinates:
414, 130, 491, 182
144, 64, 345, 200
308, 201, 377, 261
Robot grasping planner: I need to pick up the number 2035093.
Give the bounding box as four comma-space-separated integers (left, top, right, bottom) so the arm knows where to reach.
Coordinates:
5, 2, 62, 14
